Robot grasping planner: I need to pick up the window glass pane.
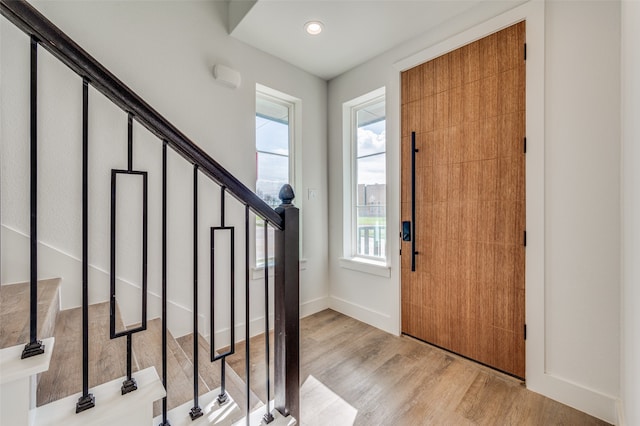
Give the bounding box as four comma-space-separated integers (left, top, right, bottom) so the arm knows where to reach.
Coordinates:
255, 219, 275, 268
256, 115, 289, 154
357, 122, 386, 157
356, 152, 385, 186
257, 96, 289, 125
356, 101, 385, 157
256, 151, 288, 208
355, 97, 385, 259
356, 99, 384, 128
356, 153, 386, 258
356, 206, 386, 257
256, 92, 292, 267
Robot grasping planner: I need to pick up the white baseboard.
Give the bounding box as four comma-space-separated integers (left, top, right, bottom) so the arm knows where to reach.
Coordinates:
204, 296, 329, 351
301, 296, 329, 318
525, 370, 617, 424
328, 295, 393, 335
617, 399, 625, 426
208, 315, 272, 351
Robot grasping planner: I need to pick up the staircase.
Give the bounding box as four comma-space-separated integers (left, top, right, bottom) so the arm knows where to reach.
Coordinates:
0, 0, 300, 424
0, 278, 292, 425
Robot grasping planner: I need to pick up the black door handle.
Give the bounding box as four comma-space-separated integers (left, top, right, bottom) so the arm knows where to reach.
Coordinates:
411, 131, 418, 272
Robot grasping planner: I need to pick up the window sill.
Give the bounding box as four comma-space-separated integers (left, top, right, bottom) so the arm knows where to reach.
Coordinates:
339, 257, 391, 278
251, 258, 307, 280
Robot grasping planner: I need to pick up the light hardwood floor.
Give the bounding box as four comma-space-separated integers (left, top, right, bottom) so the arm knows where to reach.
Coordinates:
227, 309, 609, 426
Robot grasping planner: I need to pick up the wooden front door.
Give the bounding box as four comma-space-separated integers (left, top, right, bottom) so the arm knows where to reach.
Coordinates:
400, 22, 526, 379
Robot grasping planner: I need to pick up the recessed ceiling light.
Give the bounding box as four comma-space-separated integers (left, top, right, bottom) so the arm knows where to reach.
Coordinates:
304, 21, 324, 36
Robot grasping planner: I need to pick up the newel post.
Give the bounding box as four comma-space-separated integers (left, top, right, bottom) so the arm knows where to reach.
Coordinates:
274, 184, 300, 421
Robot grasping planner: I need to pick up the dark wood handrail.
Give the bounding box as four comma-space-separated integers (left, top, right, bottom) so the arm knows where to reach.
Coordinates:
0, 0, 283, 229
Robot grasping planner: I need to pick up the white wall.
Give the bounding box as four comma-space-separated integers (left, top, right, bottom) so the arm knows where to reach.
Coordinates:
621, 1, 640, 425
543, 0, 620, 407
327, 0, 620, 423
1, 0, 328, 340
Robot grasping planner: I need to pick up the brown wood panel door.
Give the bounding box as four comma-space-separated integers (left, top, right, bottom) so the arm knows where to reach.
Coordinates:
401, 22, 526, 379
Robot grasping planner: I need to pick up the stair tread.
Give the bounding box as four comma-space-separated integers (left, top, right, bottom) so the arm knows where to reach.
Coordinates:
0, 278, 60, 349
176, 333, 263, 417
7, 281, 263, 420
132, 318, 209, 417
36, 301, 127, 406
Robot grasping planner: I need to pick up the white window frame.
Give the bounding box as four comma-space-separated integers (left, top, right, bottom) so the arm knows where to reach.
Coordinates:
253, 84, 302, 276
341, 87, 390, 276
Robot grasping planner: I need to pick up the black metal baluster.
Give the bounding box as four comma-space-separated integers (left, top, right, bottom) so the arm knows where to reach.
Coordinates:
22, 35, 45, 360
218, 342, 228, 406
111, 113, 148, 395
219, 186, 227, 406
215, 186, 229, 405
76, 78, 95, 413
221, 186, 226, 227
123, 112, 136, 394
245, 205, 250, 425
120, 113, 137, 395
190, 165, 203, 420
263, 220, 274, 423
124, 334, 134, 392
160, 141, 170, 425
127, 113, 133, 172
211, 186, 235, 408
110, 167, 139, 395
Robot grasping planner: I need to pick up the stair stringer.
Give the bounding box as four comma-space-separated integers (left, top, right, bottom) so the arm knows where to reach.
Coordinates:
3, 224, 289, 347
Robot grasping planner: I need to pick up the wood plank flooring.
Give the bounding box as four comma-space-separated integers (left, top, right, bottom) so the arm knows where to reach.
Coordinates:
228, 309, 610, 426
0, 279, 60, 349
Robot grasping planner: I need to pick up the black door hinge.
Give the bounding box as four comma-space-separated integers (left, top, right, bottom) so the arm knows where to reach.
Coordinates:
524, 43, 527, 60
524, 324, 527, 340
523, 231, 527, 247
524, 137, 527, 153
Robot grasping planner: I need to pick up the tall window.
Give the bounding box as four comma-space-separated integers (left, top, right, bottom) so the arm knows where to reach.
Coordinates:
350, 92, 386, 260
255, 90, 293, 266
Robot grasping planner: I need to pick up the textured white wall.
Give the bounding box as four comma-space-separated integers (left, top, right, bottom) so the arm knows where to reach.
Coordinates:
0, 0, 328, 340
543, 0, 620, 401
621, 1, 640, 424
327, 0, 620, 423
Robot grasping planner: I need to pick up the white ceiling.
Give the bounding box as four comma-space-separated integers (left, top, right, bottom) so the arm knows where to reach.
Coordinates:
229, 0, 487, 80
